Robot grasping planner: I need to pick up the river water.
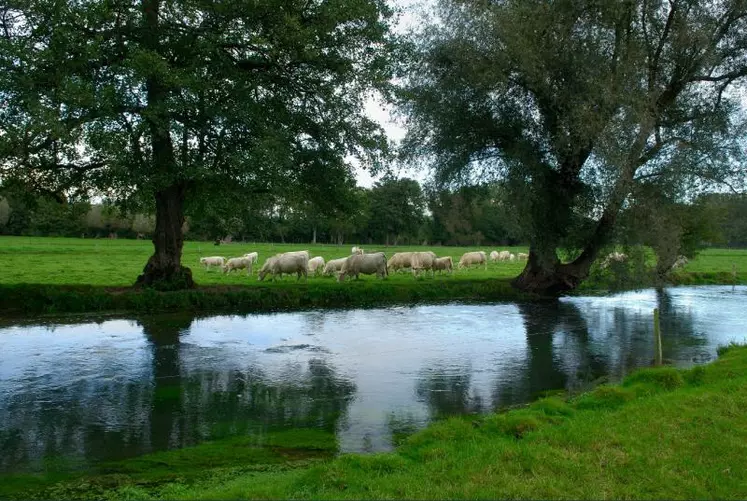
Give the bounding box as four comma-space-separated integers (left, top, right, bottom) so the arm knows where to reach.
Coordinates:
1, 286, 746, 473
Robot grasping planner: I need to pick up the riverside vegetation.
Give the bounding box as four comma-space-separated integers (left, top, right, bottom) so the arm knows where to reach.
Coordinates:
2, 343, 746, 500
1, 236, 746, 315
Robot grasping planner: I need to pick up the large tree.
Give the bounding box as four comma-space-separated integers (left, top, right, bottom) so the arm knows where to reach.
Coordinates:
0, 0, 394, 289
401, 0, 747, 294
368, 175, 425, 245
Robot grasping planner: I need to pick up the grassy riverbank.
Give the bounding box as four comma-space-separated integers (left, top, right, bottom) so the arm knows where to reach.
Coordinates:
4, 344, 746, 500
1, 236, 745, 314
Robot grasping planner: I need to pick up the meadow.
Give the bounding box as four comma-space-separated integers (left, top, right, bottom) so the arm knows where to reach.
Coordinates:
1, 236, 746, 315
3, 343, 746, 500
2, 235, 747, 286
0, 236, 529, 286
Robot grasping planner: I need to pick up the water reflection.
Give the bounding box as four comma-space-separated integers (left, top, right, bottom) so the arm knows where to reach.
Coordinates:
415, 364, 483, 418
0, 315, 356, 473
1, 286, 746, 473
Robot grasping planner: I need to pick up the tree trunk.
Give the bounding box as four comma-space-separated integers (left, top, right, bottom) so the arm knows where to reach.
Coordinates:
136, 183, 194, 290
512, 210, 618, 295
134, 0, 193, 290
312, 226, 317, 244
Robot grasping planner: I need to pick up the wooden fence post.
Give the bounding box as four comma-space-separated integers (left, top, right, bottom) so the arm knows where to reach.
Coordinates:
654, 308, 662, 366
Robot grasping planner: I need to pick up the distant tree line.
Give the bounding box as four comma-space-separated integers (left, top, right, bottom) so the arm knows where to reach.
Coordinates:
3, 177, 746, 250
0, 176, 525, 245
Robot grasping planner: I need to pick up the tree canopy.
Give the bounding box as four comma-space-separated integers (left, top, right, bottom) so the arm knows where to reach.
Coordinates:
400, 0, 747, 293
0, 0, 396, 288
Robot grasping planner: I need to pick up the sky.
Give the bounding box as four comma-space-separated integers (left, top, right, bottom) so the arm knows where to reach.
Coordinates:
353, 0, 431, 188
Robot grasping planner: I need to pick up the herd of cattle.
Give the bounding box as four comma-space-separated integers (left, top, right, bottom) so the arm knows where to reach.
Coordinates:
198, 247, 530, 281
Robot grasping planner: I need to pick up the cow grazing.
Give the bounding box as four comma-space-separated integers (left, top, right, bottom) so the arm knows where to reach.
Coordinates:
433, 256, 453, 274
308, 256, 326, 276
200, 256, 226, 271
338, 252, 388, 281
387, 252, 414, 273
258, 252, 309, 281
459, 251, 487, 270
411, 251, 436, 277
323, 257, 347, 276
223, 256, 254, 275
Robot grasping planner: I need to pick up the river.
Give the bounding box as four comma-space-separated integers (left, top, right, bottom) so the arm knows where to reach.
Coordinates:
1, 285, 746, 474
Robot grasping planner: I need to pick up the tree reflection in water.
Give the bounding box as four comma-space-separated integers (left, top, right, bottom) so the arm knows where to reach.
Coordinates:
0, 314, 356, 474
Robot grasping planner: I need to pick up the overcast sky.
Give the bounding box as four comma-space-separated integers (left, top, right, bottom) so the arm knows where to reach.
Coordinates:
353, 0, 431, 188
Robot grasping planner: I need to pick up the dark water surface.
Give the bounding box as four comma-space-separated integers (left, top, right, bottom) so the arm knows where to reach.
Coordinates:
1, 286, 746, 473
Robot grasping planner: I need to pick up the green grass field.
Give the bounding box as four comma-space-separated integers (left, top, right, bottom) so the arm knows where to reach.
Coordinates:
1, 235, 746, 287
1, 236, 745, 315
4, 344, 747, 500
0, 236, 529, 286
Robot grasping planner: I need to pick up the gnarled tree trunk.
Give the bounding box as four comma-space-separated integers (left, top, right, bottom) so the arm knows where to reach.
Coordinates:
134, 0, 194, 290
136, 182, 194, 290
512, 207, 617, 295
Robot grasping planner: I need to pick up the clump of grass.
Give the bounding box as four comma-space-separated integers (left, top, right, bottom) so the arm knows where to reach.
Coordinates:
623, 366, 685, 391
573, 385, 635, 410
717, 341, 744, 357
484, 411, 544, 438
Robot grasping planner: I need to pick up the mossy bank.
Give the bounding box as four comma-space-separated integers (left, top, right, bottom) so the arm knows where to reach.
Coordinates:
0, 278, 538, 316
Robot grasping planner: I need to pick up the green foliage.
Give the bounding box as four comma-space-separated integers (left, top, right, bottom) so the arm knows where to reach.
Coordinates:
0, 0, 398, 285
400, 0, 747, 290
426, 183, 522, 246
366, 176, 426, 245
700, 193, 747, 247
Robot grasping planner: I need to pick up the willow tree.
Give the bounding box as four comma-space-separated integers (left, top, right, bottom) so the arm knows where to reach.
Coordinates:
0, 0, 394, 289
400, 0, 747, 294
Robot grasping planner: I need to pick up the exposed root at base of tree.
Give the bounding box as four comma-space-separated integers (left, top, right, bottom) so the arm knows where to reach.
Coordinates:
135, 265, 195, 291
511, 265, 586, 296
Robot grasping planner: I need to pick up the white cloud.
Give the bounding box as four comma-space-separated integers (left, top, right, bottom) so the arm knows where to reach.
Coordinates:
354, 0, 434, 188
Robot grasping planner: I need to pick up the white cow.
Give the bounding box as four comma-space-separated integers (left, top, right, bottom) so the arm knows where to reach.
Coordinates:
490, 250, 500, 262
387, 252, 414, 273
199, 256, 226, 270
601, 251, 628, 269
223, 256, 254, 275
338, 252, 388, 281
459, 251, 487, 270
243, 252, 259, 265
308, 256, 326, 276
433, 256, 453, 274
411, 251, 436, 277
258, 252, 309, 281
498, 250, 511, 261
518, 252, 528, 260
672, 255, 689, 270
351, 246, 364, 255
323, 257, 348, 276
509, 253, 516, 261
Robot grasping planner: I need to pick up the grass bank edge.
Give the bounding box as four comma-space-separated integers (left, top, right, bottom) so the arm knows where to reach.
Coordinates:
8, 343, 747, 500
0, 278, 538, 316
2, 269, 744, 316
